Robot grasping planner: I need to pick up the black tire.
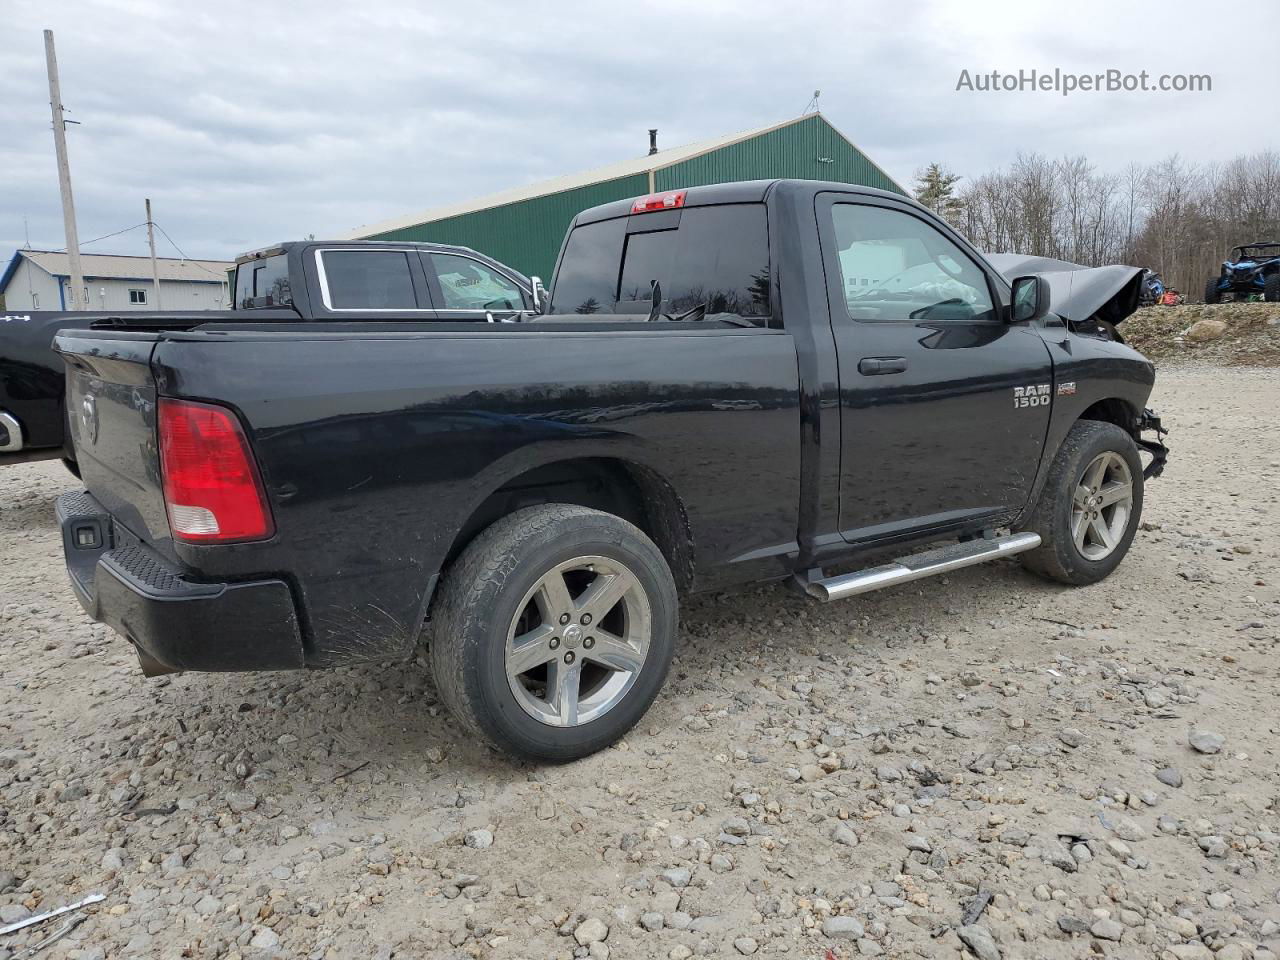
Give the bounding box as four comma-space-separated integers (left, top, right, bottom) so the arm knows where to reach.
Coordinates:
1018, 421, 1144, 586
429, 504, 678, 762
1203, 278, 1222, 304
1265, 274, 1280, 303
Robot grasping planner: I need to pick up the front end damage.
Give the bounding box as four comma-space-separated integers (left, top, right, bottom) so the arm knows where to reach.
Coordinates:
1136, 408, 1168, 479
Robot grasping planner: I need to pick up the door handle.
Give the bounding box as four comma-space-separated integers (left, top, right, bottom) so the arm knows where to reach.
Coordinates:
858, 357, 907, 375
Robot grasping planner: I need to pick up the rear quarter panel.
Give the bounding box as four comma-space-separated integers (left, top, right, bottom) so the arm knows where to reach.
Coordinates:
152, 327, 801, 666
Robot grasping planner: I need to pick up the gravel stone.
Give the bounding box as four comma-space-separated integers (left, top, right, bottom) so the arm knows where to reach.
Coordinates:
831, 824, 859, 846
574, 918, 609, 946
0, 905, 31, 924
1058, 728, 1086, 748
1090, 918, 1124, 941
1189, 730, 1225, 754
660, 867, 692, 888
249, 928, 280, 950
822, 916, 865, 940
957, 924, 1001, 960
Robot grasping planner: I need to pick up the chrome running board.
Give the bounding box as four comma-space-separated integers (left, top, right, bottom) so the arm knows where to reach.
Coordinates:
798, 532, 1041, 602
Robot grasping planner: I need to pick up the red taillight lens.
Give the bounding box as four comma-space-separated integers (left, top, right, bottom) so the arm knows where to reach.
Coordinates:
158, 398, 273, 543
630, 189, 686, 214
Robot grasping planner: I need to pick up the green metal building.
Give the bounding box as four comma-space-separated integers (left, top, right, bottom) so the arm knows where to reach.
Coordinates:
345, 114, 905, 281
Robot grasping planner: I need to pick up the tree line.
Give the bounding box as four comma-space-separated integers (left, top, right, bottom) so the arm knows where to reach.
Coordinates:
914, 152, 1280, 297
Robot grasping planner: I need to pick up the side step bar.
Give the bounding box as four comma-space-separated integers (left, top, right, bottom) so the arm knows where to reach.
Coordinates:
798, 531, 1042, 602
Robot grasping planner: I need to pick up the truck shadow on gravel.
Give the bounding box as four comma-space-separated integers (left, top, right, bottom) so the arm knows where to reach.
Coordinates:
148, 557, 1073, 779
0, 486, 62, 535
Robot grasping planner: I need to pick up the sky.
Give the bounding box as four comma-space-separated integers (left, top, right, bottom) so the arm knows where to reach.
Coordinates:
2, 0, 1275, 263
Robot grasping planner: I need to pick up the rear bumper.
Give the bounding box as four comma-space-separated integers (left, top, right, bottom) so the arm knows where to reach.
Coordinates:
57, 491, 305, 674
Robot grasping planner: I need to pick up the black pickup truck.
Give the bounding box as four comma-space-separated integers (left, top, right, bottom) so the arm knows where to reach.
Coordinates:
0, 239, 533, 468
53, 180, 1167, 761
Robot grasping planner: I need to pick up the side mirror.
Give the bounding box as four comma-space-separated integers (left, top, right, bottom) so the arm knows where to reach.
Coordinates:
530, 276, 550, 314
1010, 275, 1050, 323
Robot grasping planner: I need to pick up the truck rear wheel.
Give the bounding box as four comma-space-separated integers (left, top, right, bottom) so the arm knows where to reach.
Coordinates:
429, 504, 678, 761
1018, 421, 1144, 586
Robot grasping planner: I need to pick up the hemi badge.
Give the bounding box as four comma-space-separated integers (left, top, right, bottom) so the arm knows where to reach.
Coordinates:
1057, 382, 1076, 396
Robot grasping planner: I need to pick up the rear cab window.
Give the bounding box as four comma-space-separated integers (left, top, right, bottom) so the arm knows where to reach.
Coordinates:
234, 254, 292, 309
551, 203, 771, 322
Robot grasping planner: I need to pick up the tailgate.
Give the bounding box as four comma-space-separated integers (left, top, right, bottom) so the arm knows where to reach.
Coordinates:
56, 331, 173, 555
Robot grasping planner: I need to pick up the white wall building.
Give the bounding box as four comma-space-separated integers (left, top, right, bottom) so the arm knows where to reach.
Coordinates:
0, 249, 232, 312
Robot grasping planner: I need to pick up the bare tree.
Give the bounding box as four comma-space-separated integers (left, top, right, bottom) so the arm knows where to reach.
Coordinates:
954, 150, 1280, 298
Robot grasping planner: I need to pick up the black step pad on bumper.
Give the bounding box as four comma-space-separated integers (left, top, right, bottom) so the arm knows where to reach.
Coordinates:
56, 491, 305, 673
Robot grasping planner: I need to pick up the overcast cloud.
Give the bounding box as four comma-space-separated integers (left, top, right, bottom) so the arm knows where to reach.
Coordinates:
2, 0, 1274, 262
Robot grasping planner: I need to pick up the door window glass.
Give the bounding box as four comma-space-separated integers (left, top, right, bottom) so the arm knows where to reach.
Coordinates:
430, 254, 524, 310
321, 250, 416, 309
831, 204, 995, 322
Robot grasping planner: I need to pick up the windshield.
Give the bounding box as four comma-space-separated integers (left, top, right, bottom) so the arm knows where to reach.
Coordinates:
1234, 245, 1280, 261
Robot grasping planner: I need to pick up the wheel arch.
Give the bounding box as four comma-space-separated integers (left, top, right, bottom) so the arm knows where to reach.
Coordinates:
1077, 397, 1140, 437
438, 456, 695, 596
1017, 384, 1149, 529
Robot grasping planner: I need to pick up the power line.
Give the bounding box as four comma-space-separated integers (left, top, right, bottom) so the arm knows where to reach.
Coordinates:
46, 222, 147, 252
44, 216, 228, 280
150, 220, 229, 278
82, 222, 147, 247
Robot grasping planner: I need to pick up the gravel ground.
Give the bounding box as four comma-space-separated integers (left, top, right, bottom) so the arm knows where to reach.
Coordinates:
2, 365, 1278, 960
1124, 303, 1280, 367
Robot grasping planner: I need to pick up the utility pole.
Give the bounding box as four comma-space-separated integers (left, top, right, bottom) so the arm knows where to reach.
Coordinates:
44, 29, 86, 310
145, 198, 162, 310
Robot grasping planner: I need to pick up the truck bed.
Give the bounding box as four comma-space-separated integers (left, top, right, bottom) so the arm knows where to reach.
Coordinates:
56, 322, 802, 668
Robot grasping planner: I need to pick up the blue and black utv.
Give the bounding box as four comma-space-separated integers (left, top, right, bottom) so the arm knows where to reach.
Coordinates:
1204, 242, 1280, 303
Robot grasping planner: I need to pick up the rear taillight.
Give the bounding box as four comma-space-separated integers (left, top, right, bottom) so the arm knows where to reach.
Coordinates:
630, 189, 685, 214
158, 398, 273, 543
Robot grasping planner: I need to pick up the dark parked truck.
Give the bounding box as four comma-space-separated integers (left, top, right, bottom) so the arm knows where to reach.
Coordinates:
54, 180, 1168, 761
0, 239, 532, 468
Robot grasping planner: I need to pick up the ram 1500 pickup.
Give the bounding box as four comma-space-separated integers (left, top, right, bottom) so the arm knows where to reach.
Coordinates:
1, 239, 532, 468
54, 180, 1168, 761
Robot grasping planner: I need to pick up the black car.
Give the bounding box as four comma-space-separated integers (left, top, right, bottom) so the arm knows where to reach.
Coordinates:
0, 240, 535, 469
53, 179, 1167, 761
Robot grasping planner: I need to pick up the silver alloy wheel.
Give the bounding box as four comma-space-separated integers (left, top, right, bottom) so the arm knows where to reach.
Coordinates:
1071, 451, 1134, 561
505, 555, 651, 727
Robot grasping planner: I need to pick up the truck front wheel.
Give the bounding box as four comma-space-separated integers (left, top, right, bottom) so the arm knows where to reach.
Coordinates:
1018, 421, 1144, 586
429, 504, 678, 762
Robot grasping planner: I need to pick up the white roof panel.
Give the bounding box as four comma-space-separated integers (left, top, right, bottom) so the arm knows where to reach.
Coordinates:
19, 249, 231, 283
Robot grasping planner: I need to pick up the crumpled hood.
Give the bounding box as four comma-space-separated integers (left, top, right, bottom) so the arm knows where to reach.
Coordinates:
986, 254, 1145, 326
